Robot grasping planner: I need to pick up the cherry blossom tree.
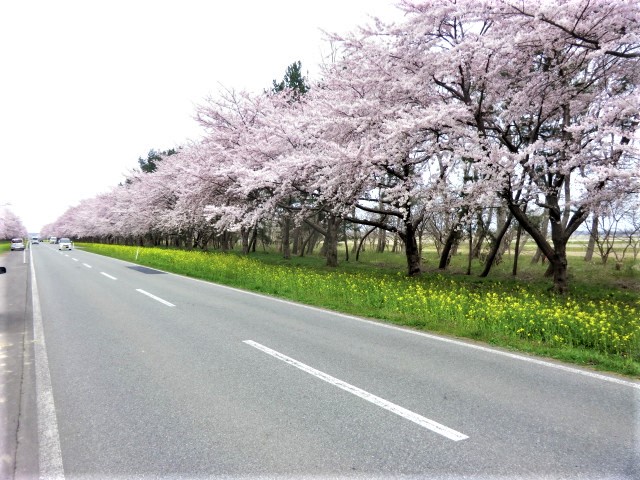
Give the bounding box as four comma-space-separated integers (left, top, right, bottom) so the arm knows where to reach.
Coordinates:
196, 87, 349, 264
290, 44, 475, 275
194, 89, 286, 251
328, 0, 640, 291
0, 209, 27, 239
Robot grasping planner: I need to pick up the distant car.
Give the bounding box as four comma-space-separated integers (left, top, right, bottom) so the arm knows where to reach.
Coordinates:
49, 236, 57, 244
10, 238, 25, 251
58, 238, 73, 251
31, 236, 39, 244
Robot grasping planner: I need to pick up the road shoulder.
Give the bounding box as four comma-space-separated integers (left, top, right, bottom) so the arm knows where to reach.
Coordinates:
0, 251, 38, 479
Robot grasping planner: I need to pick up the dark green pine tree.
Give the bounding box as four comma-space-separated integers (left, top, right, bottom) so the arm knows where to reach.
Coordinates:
272, 61, 310, 100
138, 148, 179, 173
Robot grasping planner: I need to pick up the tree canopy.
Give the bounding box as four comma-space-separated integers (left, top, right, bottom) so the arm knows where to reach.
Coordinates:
44, 0, 640, 293
0, 208, 27, 238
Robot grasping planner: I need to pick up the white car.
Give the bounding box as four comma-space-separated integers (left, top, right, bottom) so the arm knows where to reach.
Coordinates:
10, 238, 25, 251
58, 238, 73, 251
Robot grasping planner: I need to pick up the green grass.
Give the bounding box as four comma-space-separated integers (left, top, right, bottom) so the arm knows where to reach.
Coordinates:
0, 241, 9, 254
78, 243, 640, 378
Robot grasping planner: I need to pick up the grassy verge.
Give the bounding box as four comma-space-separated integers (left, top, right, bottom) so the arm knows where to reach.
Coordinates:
0, 241, 9, 254
79, 243, 640, 378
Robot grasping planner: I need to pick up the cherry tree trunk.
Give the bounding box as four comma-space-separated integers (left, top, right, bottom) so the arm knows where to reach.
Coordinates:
325, 215, 340, 267
471, 210, 490, 259
531, 216, 549, 264
282, 215, 291, 260
480, 213, 513, 277
240, 227, 250, 254
404, 223, 421, 276
546, 249, 569, 294
249, 227, 258, 253
438, 223, 461, 270
292, 226, 301, 255
356, 227, 376, 261
548, 219, 570, 294
376, 228, 386, 252
512, 221, 524, 276
507, 200, 577, 294
584, 215, 598, 262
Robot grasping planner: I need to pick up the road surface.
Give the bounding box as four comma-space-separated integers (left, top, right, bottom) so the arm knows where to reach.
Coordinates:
1, 244, 638, 478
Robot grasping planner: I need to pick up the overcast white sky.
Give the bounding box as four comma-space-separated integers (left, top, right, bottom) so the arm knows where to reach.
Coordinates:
0, 0, 404, 233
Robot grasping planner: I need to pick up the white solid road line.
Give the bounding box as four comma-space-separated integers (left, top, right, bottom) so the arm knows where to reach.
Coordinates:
30, 252, 66, 479
136, 288, 176, 307
100, 272, 117, 280
244, 340, 469, 442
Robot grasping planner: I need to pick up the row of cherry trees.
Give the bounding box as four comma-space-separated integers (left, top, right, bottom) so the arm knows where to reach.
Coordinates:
0, 209, 27, 239
44, 0, 639, 293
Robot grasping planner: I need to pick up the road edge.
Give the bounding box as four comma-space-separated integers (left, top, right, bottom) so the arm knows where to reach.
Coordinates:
30, 251, 65, 479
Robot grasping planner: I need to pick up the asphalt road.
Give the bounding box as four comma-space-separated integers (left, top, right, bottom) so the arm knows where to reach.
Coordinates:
2, 244, 639, 479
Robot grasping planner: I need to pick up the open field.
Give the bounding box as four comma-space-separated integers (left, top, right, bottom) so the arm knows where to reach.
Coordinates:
412, 235, 637, 258
79, 242, 640, 377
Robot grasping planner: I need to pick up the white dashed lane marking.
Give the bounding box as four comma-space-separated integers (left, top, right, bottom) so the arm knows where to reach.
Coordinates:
136, 289, 175, 307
